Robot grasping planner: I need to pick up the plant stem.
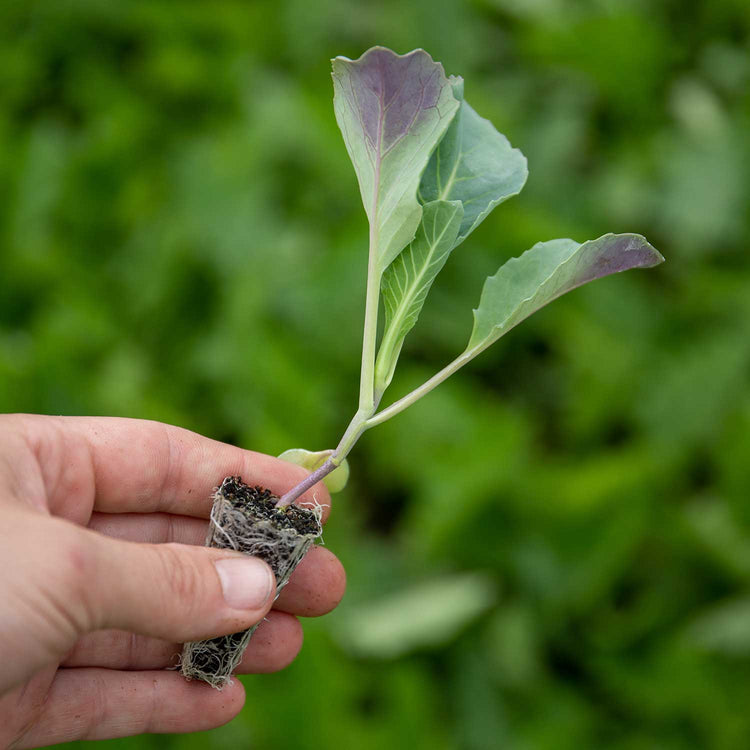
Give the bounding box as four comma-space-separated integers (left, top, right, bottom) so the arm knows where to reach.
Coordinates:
358, 226, 381, 413
276, 409, 371, 507
331, 408, 370, 461
277, 457, 337, 507
365, 347, 478, 428
278, 227, 384, 507
276, 346, 481, 506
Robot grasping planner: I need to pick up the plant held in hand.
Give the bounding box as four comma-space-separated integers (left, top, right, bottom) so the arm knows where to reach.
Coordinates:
181, 46, 663, 688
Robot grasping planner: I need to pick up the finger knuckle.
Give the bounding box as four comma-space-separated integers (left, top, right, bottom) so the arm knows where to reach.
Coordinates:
56, 527, 100, 632
157, 544, 205, 613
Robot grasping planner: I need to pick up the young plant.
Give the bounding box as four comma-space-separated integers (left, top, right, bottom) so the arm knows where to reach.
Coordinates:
181, 46, 663, 688
275, 46, 663, 504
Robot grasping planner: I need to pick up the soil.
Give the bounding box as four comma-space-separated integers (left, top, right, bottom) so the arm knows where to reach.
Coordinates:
215, 476, 322, 541
179, 475, 322, 688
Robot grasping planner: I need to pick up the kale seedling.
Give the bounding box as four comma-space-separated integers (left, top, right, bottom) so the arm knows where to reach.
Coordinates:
181, 46, 663, 688
276, 46, 663, 504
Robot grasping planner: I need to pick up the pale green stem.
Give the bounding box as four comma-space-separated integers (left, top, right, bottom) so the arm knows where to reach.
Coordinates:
279, 227, 384, 507
276, 408, 371, 507
331, 408, 370, 464
358, 227, 381, 413
278, 347, 482, 505
365, 347, 479, 428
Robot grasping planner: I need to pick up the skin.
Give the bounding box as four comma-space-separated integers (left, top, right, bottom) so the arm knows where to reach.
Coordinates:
0, 414, 346, 749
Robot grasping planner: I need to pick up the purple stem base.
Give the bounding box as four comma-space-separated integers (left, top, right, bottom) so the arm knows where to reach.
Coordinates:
276, 458, 337, 507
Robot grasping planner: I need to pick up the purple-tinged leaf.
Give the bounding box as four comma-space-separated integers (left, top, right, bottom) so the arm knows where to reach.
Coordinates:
332, 47, 459, 271
467, 233, 664, 353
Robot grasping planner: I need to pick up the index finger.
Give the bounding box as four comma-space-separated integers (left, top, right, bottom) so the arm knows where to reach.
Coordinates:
11, 415, 331, 521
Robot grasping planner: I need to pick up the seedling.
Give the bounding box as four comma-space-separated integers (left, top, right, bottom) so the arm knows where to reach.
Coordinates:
181, 46, 663, 688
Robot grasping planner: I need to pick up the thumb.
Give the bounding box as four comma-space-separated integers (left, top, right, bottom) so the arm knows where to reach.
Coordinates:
76, 527, 276, 643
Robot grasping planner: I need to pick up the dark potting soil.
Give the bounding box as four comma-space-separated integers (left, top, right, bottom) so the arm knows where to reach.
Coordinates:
181, 476, 320, 685
215, 475, 321, 543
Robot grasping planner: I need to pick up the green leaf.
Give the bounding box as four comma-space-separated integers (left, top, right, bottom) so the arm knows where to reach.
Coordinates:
375, 200, 464, 390
332, 47, 460, 271
277, 448, 350, 494
467, 233, 664, 353
335, 573, 497, 658
419, 79, 528, 244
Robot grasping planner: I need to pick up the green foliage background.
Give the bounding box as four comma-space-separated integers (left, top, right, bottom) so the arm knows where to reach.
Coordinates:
2, 1, 750, 748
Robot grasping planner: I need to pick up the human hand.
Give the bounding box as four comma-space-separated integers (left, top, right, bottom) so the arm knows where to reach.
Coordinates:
0, 415, 345, 749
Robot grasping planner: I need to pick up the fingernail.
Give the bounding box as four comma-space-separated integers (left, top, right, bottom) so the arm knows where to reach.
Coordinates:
215, 557, 275, 610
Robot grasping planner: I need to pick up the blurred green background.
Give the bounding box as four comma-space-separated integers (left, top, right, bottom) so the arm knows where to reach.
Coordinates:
2, 0, 750, 748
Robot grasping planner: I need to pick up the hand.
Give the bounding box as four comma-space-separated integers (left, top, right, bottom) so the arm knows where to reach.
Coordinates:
0, 415, 345, 749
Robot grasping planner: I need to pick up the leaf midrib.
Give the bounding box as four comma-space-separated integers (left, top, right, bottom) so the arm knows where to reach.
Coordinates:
437, 113, 463, 201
